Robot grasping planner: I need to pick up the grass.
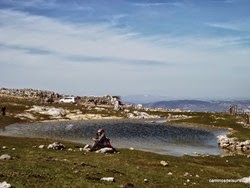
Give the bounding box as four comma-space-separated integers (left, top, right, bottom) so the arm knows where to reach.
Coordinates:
1, 95, 250, 187
1, 136, 250, 188
169, 112, 250, 141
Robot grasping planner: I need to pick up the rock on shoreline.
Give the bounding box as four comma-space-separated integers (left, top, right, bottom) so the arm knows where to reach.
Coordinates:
217, 135, 250, 153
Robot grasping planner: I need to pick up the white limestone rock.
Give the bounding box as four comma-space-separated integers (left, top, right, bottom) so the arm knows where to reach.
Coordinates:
95, 147, 115, 154
0, 181, 12, 188
47, 142, 65, 150
100, 177, 115, 182
0, 154, 11, 160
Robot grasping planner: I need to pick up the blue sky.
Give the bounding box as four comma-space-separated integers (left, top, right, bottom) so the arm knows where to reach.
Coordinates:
0, 0, 250, 99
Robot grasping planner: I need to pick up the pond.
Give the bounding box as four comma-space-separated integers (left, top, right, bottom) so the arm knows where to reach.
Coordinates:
0, 119, 227, 156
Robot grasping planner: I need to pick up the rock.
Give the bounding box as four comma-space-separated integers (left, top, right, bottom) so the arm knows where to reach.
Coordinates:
114, 100, 120, 111
168, 172, 173, 175
68, 148, 73, 151
195, 175, 199, 178
12, 148, 15, 151
239, 176, 250, 184
2, 146, 7, 149
0, 181, 12, 188
38, 145, 45, 149
47, 108, 66, 117
160, 160, 169, 166
0, 154, 11, 160
184, 172, 189, 176
95, 147, 115, 154
217, 135, 250, 153
47, 142, 65, 150
129, 147, 134, 150
100, 177, 115, 182
144, 179, 148, 183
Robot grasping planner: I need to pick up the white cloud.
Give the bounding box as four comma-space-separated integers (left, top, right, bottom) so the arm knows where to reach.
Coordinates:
206, 20, 250, 32
0, 9, 250, 97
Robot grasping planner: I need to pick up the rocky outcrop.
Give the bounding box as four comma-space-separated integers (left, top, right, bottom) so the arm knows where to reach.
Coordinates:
0, 88, 61, 102
0, 88, 123, 107
217, 135, 250, 153
27, 106, 67, 117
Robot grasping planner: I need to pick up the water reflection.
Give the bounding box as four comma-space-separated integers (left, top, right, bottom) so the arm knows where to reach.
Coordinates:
0, 119, 227, 156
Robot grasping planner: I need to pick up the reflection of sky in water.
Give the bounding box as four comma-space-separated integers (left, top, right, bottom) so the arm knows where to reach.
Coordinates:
0, 120, 227, 156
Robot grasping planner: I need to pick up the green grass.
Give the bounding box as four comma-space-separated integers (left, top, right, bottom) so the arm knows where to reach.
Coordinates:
169, 112, 250, 141
1, 136, 250, 188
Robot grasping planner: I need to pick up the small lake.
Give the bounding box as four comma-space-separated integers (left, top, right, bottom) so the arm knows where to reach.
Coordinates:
0, 119, 227, 156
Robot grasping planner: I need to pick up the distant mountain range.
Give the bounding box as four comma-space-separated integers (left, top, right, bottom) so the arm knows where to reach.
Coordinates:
143, 100, 250, 112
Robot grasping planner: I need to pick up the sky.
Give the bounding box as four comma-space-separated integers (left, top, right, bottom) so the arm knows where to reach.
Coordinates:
0, 0, 250, 100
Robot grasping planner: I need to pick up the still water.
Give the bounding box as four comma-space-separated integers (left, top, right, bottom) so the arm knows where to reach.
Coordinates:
0, 119, 227, 156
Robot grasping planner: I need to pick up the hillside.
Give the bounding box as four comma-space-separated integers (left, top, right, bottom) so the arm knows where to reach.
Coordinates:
143, 100, 250, 112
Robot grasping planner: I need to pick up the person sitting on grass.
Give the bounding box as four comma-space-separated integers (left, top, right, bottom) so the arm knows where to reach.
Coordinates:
89, 128, 116, 152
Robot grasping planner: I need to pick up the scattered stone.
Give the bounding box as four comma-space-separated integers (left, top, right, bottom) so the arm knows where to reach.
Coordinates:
129, 147, 134, 150
0, 181, 12, 188
184, 172, 189, 176
2, 146, 7, 149
168, 172, 173, 175
195, 175, 199, 178
0, 154, 11, 160
38, 145, 45, 149
187, 179, 190, 182
100, 177, 115, 182
68, 148, 73, 151
144, 179, 148, 183
226, 160, 229, 163
160, 160, 169, 166
47, 142, 65, 150
12, 148, 15, 151
247, 155, 250, 158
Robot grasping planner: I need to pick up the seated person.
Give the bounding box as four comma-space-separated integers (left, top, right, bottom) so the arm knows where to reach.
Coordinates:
89, 129, 116, 152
